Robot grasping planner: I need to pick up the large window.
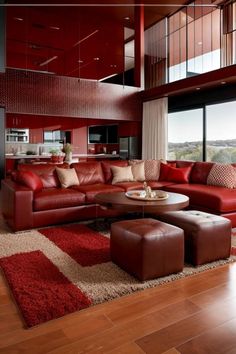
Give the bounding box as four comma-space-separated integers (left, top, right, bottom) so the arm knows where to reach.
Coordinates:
206, 101, 236, 163
145, 0, 227, 88
168, 99, 236, 163
168, 108, 203, 161
168, 2, 221, 82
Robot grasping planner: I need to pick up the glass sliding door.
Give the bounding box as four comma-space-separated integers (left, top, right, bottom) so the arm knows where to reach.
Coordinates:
168, 108, 203, 161
206, 101, 236, 163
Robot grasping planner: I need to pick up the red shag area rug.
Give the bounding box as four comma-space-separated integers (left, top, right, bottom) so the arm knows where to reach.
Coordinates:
39, 224, 110, 266
0, 250, 91, 327
231, 228, 236, 255
0, 223, 236, 328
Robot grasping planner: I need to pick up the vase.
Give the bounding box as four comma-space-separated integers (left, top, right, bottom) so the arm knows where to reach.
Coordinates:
65, 151, 72, 163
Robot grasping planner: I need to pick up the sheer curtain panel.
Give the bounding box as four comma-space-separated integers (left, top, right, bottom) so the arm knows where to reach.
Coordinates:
142, 97, 168, 160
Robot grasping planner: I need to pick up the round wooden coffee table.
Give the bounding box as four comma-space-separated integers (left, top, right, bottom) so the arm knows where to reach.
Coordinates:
95, 191, 189, 216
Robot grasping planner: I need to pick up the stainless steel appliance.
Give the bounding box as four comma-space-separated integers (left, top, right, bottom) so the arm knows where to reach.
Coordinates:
119, 136, 140, 160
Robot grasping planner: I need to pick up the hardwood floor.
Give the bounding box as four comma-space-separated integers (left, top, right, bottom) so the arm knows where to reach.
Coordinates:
1, 258, 236, 353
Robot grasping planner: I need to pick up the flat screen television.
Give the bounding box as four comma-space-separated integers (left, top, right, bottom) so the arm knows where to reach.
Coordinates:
88, 125, 118, 144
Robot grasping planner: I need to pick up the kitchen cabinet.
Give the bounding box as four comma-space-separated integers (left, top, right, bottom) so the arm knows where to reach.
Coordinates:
29, 128, 43, 143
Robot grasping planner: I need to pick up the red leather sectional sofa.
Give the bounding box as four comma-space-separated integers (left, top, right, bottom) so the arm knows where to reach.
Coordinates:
2, 160, 236, 231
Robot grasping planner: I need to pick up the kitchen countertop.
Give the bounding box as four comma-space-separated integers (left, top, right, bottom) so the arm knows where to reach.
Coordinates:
5, 154, 51, 159
73, 154, 120, 158
5, 153, 120, 159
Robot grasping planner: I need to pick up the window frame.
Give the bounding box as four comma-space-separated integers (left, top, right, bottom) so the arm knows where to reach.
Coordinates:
168, 96, 236, 162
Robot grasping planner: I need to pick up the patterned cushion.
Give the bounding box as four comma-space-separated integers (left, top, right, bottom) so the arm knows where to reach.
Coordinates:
129, 159, 164, 181
207, 163, 236, 189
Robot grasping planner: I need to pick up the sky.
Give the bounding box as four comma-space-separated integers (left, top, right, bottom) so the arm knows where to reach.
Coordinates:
168, 100, 236, 143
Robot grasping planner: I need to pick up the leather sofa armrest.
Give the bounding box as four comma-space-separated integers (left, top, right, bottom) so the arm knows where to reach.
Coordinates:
1, 179, 34, 231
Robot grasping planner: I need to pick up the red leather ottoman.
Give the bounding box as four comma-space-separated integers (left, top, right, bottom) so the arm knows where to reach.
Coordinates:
110, 218, 184, 281
159, 210, 231, 266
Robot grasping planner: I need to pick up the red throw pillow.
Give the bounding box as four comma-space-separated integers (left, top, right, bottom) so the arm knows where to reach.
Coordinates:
16, 170, 43, 192
167, 166, 192, 183
159, 163, 171, 181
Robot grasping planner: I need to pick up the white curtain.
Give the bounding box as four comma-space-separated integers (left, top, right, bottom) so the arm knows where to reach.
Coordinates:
142, 97, 168, 160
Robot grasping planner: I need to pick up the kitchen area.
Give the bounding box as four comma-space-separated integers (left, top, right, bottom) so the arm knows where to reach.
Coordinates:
4, 114, 141, 175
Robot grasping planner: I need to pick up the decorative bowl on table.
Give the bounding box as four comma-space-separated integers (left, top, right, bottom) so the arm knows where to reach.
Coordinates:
125, 190, 169, 201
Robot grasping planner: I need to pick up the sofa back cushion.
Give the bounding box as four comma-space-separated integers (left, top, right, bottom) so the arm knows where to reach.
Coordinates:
190, 162, 214, 184
16, 170, 43, 192
101, 160, 128, 183
207, 163, 236, 189
71, 162, 105, 185
17, 163, 69, 188
176, 160, 195, 168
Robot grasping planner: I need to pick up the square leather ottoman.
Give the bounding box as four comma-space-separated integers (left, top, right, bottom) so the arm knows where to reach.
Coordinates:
110, 218, 184, 281
159, 210, 231, 266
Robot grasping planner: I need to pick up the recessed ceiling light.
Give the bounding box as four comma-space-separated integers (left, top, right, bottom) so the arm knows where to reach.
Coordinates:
196, 87, 201, 90
29, 43, 41, 50
39, 56, 58, 67
93, 57, 100, 61
124, 17, 130, 20
221, 81, 226, 85
50, 26, 60, 30
78, 60, 84, 63
13, 17, 24, 21
73, 30, 99, 48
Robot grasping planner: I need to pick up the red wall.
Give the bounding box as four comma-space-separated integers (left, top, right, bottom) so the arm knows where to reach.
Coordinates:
72, 127, 88, 154
0, 69, 142, 121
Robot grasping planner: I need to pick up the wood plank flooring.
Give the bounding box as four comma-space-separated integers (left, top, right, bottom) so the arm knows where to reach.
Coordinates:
1, 261, 236, 353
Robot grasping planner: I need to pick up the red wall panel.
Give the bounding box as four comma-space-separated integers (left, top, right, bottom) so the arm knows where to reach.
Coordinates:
72, 127, 88, 155
0, 69, 141, 121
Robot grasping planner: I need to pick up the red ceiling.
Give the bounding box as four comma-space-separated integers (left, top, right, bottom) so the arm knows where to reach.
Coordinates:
6, 1, 193, 80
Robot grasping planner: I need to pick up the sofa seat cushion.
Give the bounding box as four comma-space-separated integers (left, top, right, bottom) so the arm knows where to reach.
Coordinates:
34, 188, 85, 211
72, 184, 124, 203
165, 183, 236, 213
147, 181, 175, 189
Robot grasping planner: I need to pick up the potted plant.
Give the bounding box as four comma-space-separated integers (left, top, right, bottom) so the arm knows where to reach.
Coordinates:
62, 143, 73, 162
49, 148, 64, 163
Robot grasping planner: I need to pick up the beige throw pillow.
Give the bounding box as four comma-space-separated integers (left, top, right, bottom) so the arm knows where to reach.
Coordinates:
111, 165, 134, 184
56, 167, 80, 188
129, 159, 165, 181
131, 161, 145, 181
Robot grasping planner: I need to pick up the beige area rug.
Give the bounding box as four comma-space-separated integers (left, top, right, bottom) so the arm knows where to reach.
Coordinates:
0, 215, 235, 327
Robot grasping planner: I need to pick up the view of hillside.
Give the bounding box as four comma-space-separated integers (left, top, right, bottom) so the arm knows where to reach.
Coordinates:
168, 139, 236, 162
